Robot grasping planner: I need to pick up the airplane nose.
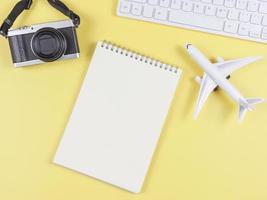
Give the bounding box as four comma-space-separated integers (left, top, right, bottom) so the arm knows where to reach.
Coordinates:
186, 44, 192, 50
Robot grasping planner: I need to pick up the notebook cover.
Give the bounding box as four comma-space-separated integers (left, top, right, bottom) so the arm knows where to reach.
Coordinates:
54, 41, 182, 193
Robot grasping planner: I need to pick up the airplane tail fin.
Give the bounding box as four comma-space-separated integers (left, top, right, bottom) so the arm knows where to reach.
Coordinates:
246, 98, 265, 106
238, 98, 265, 121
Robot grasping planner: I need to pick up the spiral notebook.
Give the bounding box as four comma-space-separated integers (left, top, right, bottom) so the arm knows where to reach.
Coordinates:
54, 41, 182, 193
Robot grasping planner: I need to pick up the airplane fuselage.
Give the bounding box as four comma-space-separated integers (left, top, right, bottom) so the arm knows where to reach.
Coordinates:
188, 45, 250, 108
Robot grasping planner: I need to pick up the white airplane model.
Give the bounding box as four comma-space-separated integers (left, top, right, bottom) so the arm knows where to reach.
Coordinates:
186, 44, 265, 121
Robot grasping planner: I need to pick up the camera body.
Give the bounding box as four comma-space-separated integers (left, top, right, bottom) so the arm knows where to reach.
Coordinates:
8, 20, 80, 67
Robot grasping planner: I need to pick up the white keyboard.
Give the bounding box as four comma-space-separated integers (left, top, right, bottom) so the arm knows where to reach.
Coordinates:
117, 0, 267, 44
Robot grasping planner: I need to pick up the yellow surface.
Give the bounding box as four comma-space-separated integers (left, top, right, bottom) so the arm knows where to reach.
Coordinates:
0, 0, 267, 199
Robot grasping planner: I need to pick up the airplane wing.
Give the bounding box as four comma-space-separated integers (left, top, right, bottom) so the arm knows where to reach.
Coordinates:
214, 56, 262, 77
194, 56, 262, 119
195, 73, 218, 119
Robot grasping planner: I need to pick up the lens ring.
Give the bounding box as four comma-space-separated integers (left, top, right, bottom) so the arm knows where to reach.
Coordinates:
31, 27, 67, 62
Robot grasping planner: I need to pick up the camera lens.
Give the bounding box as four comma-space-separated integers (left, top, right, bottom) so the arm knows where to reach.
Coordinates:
31, 28, 67, 62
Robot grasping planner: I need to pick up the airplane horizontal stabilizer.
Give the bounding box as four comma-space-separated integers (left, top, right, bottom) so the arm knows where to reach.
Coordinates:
238, 98, 265, 121
246, 98, 265, 106
239, 105, 247, 122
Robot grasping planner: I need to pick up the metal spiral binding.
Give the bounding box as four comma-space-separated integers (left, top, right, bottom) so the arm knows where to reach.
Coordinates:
100, 41, 180, 74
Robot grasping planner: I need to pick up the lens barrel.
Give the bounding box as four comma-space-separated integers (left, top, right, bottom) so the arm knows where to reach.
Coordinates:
31, 27, 67, 62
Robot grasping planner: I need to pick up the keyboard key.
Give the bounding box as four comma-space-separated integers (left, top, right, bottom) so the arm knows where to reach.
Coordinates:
261, 27, 267, 39
131, 3, 143, 15
228, 9, 239, 20
194, 3, 205, 13
216, 7, 228, 18
239, 11, 251, 22
247, 1, 259, 12
251, 14, 262, 24
202, 0, 212, 3
159, 0, 170, 7
236, 0, 247, 10
262, 15, 267, 26
148, 0, 158, 5
238, 23, 249, 35
154, 7, 168, 20
132, 0, 146, 3
225, 0, 236, 7
182, 1, 193, 11
249, 25, 262, 38
120, 1, 131, 13
143, 5, 154, 17
169, 10, 225, 30
171, 0, 181, 9
224, 21, 239, 33
205, 5, 217, 15
259, 3, 267, 14
213, 0, 224, 5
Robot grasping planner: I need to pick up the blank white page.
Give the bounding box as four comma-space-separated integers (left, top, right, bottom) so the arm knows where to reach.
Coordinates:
54, 41, 182, 193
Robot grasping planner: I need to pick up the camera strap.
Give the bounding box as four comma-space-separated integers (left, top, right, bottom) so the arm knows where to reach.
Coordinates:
48, 0, 80, 28
0, 0, 32, 38
0, 0, 80, 38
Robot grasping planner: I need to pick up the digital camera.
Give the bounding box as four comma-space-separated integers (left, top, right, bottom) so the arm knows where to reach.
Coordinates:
0, 0, 80, 67
8, 20, 80, 67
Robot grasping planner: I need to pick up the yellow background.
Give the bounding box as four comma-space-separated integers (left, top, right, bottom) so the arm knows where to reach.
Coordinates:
0, 0, 267, 199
